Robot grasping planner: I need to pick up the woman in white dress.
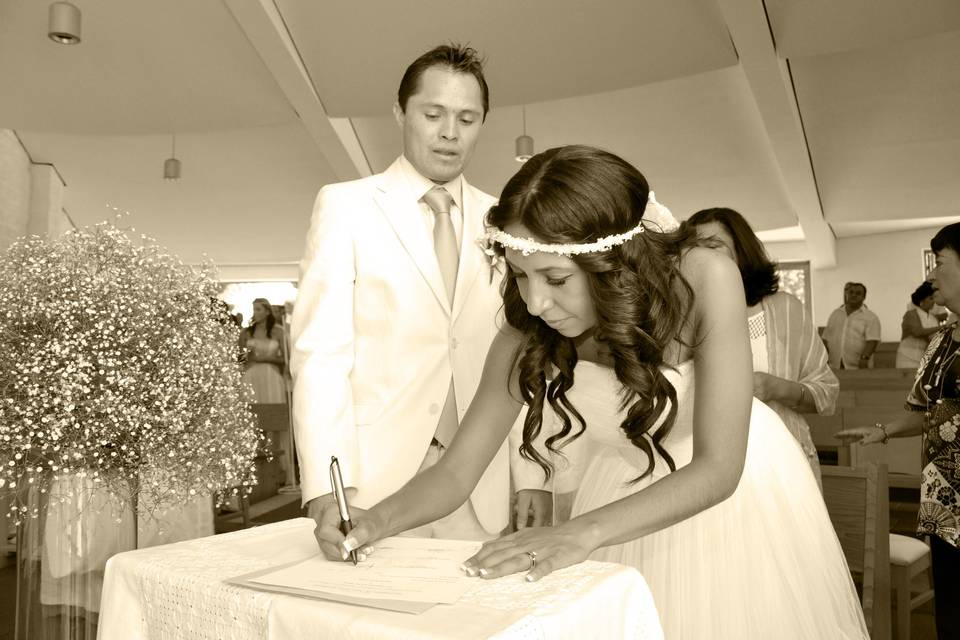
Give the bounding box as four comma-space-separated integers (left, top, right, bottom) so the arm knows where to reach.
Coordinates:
324, 146, 868, 639
895, 281, 942, 369
239, 297, 287, 403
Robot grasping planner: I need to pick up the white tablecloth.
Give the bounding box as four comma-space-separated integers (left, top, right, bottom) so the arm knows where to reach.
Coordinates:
98, 518, 663, 640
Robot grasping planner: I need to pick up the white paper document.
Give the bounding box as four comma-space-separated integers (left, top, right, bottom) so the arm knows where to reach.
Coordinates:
230, 537, 482, 612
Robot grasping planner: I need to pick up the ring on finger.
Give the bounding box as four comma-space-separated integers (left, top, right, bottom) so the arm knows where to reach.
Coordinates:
525, 550, 538, 569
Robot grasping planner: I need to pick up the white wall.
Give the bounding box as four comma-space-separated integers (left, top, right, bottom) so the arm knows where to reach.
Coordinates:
215, 262, 299, 283
767, 227, 944, 342
0, 129, 70, 252
0, 129, 32, 252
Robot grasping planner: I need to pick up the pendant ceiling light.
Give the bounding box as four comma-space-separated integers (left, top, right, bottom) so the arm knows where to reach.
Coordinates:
515, 106, 534, 163
163, 134, 181, 181
48, 2, 81, 45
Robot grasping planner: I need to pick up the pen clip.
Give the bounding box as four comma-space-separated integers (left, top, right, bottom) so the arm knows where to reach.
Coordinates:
329, 456, 351, 523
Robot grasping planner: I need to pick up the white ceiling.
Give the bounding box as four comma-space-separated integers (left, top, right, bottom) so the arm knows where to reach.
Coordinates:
791, 29, 960, 224
0, 0, 295, 133
277, 0, 737, 115
1, 0, 958, 266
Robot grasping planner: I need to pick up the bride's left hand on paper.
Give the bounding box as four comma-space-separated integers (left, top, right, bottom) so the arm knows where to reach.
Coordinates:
309, 489, 379, 562
461, 523, 596, 582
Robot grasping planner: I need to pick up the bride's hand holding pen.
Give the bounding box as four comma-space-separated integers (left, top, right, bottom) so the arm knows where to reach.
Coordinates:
311, 489, 379, 562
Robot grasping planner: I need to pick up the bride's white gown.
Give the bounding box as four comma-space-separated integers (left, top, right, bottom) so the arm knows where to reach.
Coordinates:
555, 360, 868, 639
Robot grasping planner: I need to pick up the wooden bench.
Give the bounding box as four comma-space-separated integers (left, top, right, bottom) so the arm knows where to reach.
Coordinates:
837, 389, 912, 409
841, 407, 920, 484
872, 342, 899, 369
810, 369, 921, 488
835, 367, 916, 389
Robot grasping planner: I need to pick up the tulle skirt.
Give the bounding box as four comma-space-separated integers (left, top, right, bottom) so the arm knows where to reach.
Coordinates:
571, 400, 868, 639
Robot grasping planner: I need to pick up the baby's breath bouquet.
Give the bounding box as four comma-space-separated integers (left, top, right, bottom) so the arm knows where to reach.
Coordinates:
0, 222, 262, 525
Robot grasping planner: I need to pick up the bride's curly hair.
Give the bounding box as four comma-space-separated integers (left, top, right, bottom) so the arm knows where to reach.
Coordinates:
487, 145, 697, 482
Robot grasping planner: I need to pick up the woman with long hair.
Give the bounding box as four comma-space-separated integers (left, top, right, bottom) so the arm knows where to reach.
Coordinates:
686, 207, 838, 486
320, 146, 867, 638
239, 297, 286, 403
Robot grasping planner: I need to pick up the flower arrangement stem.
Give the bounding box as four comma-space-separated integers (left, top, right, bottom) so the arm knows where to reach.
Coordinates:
13, 520, 25, 639
130, 477, 139, 550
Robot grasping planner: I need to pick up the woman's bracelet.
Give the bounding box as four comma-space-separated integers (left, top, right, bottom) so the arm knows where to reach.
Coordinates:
874, 422, 889, 444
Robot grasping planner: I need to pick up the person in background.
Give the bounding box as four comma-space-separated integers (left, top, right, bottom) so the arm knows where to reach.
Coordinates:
686, 207, 837, 486
239, 297, 286, 403
290, 44, 546, 551
823, 282, 881, 369
838, 222, 960, 639
895, 281, 944, 369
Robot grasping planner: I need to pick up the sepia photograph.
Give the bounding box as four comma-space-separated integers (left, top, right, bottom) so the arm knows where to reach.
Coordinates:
1, 1, 958, 638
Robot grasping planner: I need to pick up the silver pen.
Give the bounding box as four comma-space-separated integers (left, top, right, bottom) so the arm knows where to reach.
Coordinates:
329, 456, 358, 565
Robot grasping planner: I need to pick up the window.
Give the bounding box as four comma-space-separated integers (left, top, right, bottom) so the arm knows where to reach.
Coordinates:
923, 249, 936, 280
778, 261, 811, 309
219, 281, 298, 329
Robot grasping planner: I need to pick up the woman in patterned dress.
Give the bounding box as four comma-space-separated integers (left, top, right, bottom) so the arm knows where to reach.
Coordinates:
838, 222, 960, 638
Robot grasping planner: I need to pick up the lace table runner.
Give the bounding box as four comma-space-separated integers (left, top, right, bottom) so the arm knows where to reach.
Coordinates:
116, 518, 661, 640
135, 519, 307, 640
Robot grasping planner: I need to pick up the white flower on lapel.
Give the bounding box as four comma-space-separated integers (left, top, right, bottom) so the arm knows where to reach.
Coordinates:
476, 234, 505, 284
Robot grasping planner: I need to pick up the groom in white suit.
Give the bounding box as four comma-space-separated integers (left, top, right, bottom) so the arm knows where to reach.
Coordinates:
291, 45, 545, 556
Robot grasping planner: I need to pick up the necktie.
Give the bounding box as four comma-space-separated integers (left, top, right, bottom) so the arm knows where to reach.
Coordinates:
422, 186, 458, 305
421, 186, 459, 447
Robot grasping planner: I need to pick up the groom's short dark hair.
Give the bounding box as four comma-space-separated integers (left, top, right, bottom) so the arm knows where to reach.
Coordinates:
397, 43, 490, 121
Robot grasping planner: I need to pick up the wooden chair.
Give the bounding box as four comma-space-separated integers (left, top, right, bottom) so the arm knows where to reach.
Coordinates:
215, 403, 291, 530
247, 402, 291, 503
820, 464, 891, 640
889, 533, 934, 640
251, 403, 291, 454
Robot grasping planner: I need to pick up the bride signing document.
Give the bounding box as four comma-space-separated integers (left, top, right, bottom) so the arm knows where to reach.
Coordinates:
318, 145, 868, 639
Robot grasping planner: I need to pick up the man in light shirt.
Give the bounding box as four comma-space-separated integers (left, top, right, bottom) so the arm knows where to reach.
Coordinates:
823, 282, 882, 369
290, 44, 546, 559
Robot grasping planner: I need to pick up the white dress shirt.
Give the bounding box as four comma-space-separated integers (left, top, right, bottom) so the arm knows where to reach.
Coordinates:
397, 154, 464, 248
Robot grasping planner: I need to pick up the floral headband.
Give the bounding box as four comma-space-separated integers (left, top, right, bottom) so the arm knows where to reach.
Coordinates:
483, 191, 679, 257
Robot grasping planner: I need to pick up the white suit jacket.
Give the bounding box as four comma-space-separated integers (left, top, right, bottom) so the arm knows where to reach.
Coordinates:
290, 157, 511, 534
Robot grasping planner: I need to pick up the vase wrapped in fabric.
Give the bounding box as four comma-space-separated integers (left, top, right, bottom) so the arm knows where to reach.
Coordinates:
0, 222, 262, 638
15, 471, 215, 639
15, 472, 134, 639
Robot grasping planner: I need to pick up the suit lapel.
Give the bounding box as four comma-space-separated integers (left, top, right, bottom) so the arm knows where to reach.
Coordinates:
451, 180, 486, 322
373, 160, 450, 312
